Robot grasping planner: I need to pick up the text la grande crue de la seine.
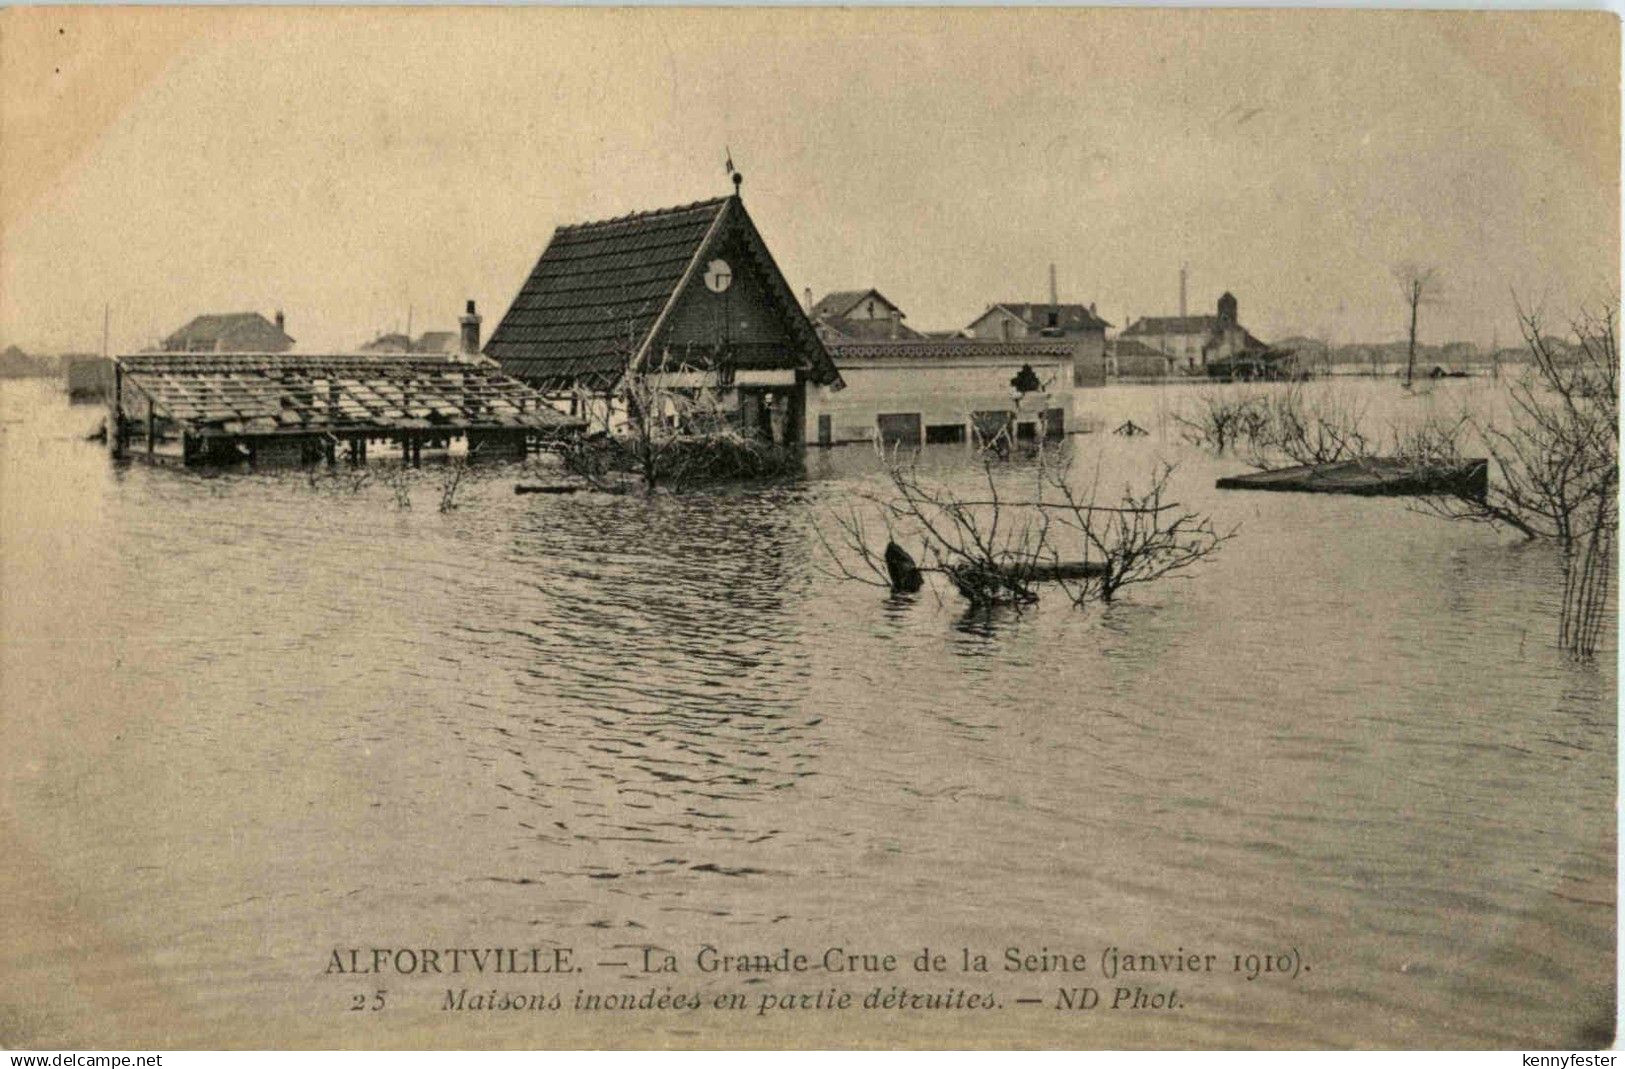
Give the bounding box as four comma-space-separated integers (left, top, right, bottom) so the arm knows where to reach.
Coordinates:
324, 944, 1302, 983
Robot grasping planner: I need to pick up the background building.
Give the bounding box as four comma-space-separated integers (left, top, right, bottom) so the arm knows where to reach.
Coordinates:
964, 294, 1110, 388
1111, 337, 1177, 379
358, 329, 461, 354
161, 311, 294, 353
808, 289, 925, 343
1118, 292, 1266, 373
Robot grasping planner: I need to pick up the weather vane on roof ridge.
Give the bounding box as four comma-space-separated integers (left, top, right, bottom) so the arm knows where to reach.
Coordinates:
725, 147, 742, 196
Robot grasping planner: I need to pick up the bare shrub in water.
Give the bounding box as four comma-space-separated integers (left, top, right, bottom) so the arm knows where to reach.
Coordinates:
1398, 303, 1618, 659
1044, 460, 1237, 605
561, 365, 800, 494
1222, 305, 1617, 660
814, 445, 1233, 610
1175, 386, 1375, 468
437, 454, 479, 513
382, 466, 413, 510
1171, 390, 1272, 452
1245, 387, 1377, 469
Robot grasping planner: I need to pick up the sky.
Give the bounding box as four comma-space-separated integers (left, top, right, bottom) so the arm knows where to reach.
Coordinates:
1, 7, 1617, 354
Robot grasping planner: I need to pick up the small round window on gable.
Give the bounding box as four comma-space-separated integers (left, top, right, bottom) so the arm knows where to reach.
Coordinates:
704, 259, 733, 293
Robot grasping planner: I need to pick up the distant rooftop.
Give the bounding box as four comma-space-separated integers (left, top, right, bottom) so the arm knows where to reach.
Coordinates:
163, 312, 293, 352
980, 302, 1112, 332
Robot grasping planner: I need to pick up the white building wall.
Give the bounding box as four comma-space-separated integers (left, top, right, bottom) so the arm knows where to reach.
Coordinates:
806, 356, 1076, 445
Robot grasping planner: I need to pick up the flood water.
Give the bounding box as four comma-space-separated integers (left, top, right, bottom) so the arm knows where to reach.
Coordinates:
0, 375, 1614, 1049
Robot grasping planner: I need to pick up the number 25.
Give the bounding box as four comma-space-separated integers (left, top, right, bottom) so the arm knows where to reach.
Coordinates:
350, 990, 386, 1011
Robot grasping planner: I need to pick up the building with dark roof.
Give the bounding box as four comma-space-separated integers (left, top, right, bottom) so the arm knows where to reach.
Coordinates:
808, 289, 925, 343
485, 190, 840, 445
1119, 292, 1266, 373
162, 311, 294, 354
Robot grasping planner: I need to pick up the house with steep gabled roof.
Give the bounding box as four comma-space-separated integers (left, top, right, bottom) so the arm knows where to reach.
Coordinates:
810, 289, 894, 321
162, 311, 294, 354
485, 190, 840, 445
809, 289, 926, 343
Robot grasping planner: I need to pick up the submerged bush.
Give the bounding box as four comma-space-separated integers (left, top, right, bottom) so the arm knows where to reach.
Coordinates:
561, 432, 802, 494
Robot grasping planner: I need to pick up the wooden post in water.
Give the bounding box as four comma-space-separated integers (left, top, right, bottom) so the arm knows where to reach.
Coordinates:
109, 362, 125, 459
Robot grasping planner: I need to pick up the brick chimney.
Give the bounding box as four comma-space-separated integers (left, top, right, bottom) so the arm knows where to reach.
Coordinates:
460, 300, 482, 356
274, 309, 285, 333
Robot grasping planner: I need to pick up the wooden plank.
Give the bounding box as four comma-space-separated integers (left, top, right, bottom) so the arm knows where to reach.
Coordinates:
1216, 457, 1489, 498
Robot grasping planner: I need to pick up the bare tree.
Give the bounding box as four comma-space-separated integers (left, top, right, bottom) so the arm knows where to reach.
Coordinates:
1394, 263, 1443, 387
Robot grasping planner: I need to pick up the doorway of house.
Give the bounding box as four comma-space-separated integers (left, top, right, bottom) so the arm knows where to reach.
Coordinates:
738, 387, 798, 445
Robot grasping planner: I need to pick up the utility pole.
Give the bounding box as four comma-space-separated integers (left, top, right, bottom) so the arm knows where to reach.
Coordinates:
1404, 277, 1420, 388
